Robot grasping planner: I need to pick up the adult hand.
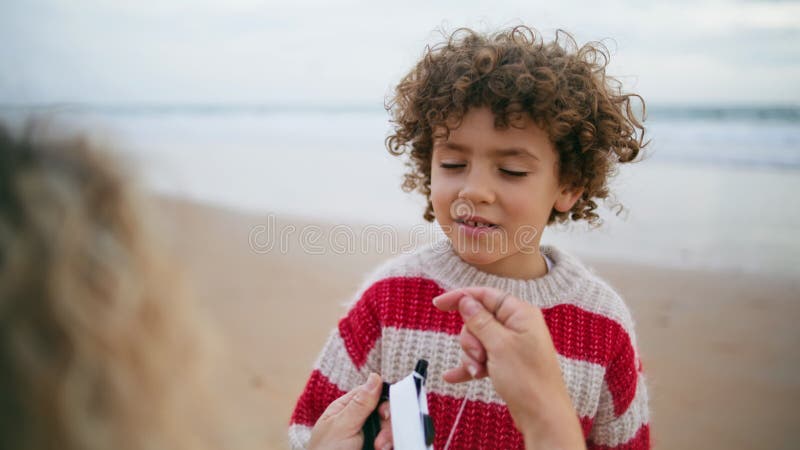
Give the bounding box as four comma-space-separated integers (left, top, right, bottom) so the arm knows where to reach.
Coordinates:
308, 373, 393, 450
433, 287, 586, 450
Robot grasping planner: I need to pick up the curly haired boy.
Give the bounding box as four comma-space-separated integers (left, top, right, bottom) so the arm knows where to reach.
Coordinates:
290, 26, 650, 449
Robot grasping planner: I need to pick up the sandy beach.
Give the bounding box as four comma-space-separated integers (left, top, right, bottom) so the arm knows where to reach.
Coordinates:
157, 195, 799, 450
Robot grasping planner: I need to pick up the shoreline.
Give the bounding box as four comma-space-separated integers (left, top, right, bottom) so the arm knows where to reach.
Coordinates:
162, 188, 800, 279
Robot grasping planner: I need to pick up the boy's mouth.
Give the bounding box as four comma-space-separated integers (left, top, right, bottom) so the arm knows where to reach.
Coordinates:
455, 216, 499, 229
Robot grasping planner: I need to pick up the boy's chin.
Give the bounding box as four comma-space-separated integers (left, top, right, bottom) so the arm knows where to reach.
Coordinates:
452, 247, 506, 267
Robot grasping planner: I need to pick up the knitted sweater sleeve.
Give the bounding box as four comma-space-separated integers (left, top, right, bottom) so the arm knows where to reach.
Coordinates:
586, 316, 651, 449
287, 282, 385, 449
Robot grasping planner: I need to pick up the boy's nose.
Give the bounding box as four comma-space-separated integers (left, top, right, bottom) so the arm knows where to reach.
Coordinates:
458, 168, 495, 204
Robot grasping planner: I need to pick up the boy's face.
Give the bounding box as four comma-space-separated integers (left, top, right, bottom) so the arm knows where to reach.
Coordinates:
430, 107, 582, 279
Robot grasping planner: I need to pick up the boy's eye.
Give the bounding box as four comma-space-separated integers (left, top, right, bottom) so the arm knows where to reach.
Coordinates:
500, 168, 528, 177
440, 163, 466, 169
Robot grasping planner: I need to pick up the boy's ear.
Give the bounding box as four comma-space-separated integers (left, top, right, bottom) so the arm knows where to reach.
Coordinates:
554, 186, 585, 213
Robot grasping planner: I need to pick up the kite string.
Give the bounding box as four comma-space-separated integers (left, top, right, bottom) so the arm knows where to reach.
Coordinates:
442, 381, 474, 450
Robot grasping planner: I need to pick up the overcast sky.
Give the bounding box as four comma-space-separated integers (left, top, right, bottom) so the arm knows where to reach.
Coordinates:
1, 0, 799, 106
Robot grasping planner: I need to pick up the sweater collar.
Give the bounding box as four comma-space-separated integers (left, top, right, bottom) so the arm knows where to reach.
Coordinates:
418, 239, 592, 308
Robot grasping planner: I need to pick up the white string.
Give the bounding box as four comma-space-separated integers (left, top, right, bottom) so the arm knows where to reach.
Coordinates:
442, 381, 474, 450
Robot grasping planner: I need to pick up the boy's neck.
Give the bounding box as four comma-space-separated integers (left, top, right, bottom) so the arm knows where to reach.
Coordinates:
466, 246, 549, 280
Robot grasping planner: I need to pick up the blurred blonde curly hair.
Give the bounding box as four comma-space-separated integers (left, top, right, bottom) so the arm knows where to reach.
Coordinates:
0, 122, 221, 450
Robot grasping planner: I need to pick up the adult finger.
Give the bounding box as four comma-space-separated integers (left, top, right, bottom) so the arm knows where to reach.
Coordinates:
433, 286, 506, 312
374, 407, 394, 450
442, 364, 471, 384
329, 373, 383, 430
316, 387, 358, 422
435, 287, 520, 325
432, 288, 469, 312
378, 401, 391, 422
459, 327, 486, 364
443, 352, 487, 383
461, 352, 487, 379
373, 420, 394, 450
459, 295, 508, 352
453, 287, 536, 334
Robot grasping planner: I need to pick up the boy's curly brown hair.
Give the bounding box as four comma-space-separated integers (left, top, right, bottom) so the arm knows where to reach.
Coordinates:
385, 26, 646, 225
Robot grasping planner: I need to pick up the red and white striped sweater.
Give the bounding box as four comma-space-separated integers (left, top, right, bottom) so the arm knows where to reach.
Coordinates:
289, 241, 650, 449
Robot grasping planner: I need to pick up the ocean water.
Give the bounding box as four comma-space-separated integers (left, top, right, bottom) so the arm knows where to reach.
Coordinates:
2, 105, 799, 276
